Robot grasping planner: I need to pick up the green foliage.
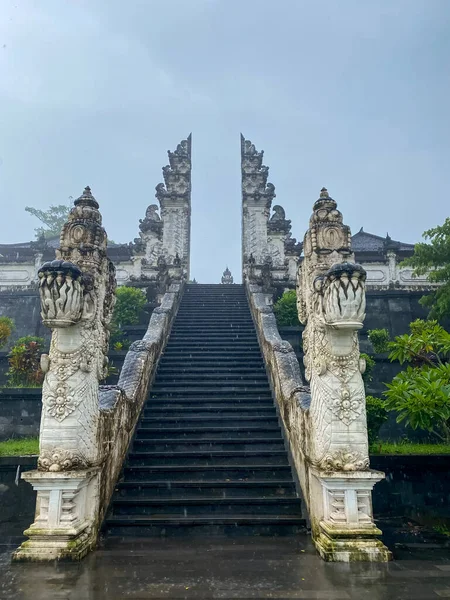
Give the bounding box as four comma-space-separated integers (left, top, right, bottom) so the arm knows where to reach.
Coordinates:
112, 287, 147, 327
0, 437, 39, 456
360, 353, 376, 386
367, 328, 390, 354
25, 204, 71, 240
401, 217, 450, 320
0, 316, 14, 349
370, 441, 450, 455
433, 523, 450, 537
384, 364, 450, 442
365, 395, 389, 444
387, 319, 450, 366
7, 336, 45, 387
110, 286, 147, 348
273, 290, 300, 327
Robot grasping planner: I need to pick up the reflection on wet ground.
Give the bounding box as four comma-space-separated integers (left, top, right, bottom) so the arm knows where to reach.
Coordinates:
1, 536, 450, 599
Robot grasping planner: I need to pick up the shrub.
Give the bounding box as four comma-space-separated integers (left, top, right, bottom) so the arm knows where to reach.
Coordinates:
0, 316, 14, 349
387, 319, 450, 366
111, 287, 147, 328
384, 363, 450, 443
367, 328, 390, 354
7, 336, 45, 387
366, 395, 389, 444
360, 353, 376, 386
273, 290, 300, 327
110, 286, 147, 347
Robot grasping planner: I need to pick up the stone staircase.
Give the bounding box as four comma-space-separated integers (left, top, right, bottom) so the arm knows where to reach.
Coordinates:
104, 284, 306, 537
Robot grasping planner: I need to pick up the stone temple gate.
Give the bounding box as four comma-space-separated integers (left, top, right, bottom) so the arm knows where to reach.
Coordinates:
13, 135, 391, 563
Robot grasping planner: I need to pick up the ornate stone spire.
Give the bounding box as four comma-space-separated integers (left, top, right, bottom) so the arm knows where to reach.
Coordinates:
240, 134, 275, 208
152, 135, 192, 280
221, 266, 234, 284
155, 134, 192, 204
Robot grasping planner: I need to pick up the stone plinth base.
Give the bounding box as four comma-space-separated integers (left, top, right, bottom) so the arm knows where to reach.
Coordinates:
315, 521, 392, 562
12, 468, 99, 562
309, 468, 392, 562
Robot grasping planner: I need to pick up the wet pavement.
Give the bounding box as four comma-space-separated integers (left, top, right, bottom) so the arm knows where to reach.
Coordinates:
1, 536, 450, 599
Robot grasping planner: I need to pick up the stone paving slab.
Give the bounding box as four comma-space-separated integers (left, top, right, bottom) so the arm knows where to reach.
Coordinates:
1, 537, 450, 599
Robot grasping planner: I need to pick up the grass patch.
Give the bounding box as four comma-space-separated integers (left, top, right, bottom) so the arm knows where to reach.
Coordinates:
0, 437, 39, 456
370, 441, 450, 455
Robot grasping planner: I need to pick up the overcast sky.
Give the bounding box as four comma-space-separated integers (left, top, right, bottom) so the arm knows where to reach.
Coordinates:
1, 0, 449, 282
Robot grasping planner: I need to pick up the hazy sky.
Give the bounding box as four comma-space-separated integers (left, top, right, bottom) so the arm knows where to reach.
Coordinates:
1, 0, 449, 282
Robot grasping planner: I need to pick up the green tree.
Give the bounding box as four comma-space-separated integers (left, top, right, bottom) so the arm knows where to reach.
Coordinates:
402, 217, 450, 320
383, 319, 450, 443
25, 204, 71, 240
109, 287, 147, 348
112, 287, 147, 328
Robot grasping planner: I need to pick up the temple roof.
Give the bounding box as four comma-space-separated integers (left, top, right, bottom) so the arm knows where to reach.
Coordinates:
351, 228, 415, 254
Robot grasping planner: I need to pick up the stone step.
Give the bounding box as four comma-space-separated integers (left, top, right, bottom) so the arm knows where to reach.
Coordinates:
143, 406, 276, 417
104, 515, 306, 537
146, 396, 274, 404
150, 386, 271, 395
132, 438, 285, 452
122, 464, 294, 482
152, 374, 269, 384
126, 450, 289, 467
111, 496, 301, 517
139, 416, 279, 428
114, 479, 295, 499
156, 366, 266, 374
135, 427, 282, 440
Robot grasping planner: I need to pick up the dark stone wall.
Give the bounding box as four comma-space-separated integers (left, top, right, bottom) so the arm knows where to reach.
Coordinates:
0, 456, 37, 541
0, 389, 42, 441
0, 290, 50, 349
371, 455, 450, 523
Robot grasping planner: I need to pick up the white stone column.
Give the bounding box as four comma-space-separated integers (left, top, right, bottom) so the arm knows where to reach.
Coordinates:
13, 187, 117, 562
297, 188, 391, 562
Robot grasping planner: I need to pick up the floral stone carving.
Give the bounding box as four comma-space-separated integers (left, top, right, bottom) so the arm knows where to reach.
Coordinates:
38, 449, 88, 472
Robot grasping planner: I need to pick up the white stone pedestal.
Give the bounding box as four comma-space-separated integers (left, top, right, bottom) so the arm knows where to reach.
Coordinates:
310, 469, 392, 562
12, 468, 100, 561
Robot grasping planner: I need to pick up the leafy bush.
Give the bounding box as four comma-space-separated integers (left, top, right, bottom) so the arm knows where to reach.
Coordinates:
360, 353, 376, 386
110, 286, 147, 347
367, 328, 390, 354
273, 290, 300, 327
7, 336, 45, 387
0, 316, 14, 349
384, 364, 450, 443
380, 319, 450, 443
387, 319, 450, 366
365, 395, 389, 444
111, 287, 146, 327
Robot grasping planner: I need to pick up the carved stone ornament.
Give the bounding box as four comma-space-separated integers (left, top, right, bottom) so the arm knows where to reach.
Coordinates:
38, 260, 84, 327
297, 188, 370, 468
221, 267, 234, 284
155, 135, 192, 203
37, 186, 116, 468
319, 449, 370, 472
38, 449, 88, 472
